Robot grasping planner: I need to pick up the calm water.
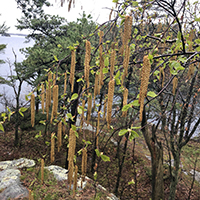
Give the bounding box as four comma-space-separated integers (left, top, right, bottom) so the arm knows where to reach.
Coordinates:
0, 35, 34, 112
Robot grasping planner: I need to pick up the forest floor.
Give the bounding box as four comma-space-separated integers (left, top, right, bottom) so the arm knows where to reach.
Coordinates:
0, 117, 200, 200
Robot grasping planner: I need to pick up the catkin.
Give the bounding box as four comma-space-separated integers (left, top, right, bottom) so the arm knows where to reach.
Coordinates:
110, 49, 115, 79
99, 31, 104, 90
70, 50, 76, 93
31, 94, 35, 127
172, 76, 178, 95
51, 133, 55, 163
84, 40, 91, 89
107, 79, 115, 128
139, 55, 151, 122
57, 121, 62, 152
41, 83, 45, 114
87, 93, 92, 124
50, 85, 59, 123
122, 87, 128, 117
81, 148, 87, 183
123, 45, 130, 77
48, 72, 52, 103
41, 159, 44, 184
28, 190, 34, 200
73, 165, 78, 197
68, 128, 76, 188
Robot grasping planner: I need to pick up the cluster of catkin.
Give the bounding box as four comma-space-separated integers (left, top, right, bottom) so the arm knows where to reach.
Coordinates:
122, 87, 128, 117
120, 16, 132, 55
51, 133, 55, 163
57, 121, 62, 152
139, 56, 151, 122
123, 45, 130, 78
84, 40, 91, 90
70, 50, 76, 93
50, 85, 59, 123
99, 31, 104, 92
68, 128, 76, 188
172, 76, 178, 95
107, 79, 115, 128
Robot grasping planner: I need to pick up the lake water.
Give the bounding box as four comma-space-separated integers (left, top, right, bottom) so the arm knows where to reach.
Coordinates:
0, 35, 34, 112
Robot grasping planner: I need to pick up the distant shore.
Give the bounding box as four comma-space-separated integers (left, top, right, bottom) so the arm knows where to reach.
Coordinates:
1, 33, 28, 37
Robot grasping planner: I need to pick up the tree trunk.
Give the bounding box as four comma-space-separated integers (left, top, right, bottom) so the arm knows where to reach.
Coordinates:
141, 107, 164, 200
168, 152, 180, 200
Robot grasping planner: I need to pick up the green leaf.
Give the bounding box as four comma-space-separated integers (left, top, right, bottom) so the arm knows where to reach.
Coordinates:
147, 91, 157, 98
95, 149, 100, 157
128, 179, 135, 185
129, 130, 139, 141
115, 70, 120, 79
131, 100, 140, 107
122, 104, 130, 111
195, 17, 200, 22
132, 1, 138, 6
71, 93, 78, 101
74, 131, 79, 138
115, 78, 121, 85
104, 57, 109, 67
103, 67, 109, 74
101, 154, 110, 162
77, 106, 82, 114
94, 171, 97, 181
119, 129, 128, 136
19, 111, 24, 117
0, 123, 4, 132
7, 107, 11, 113
20, 107, 28, 112
67, 113, 73, 119
57, 44, 62, 48
71, 125, 76, 131
53, 55, 58, 61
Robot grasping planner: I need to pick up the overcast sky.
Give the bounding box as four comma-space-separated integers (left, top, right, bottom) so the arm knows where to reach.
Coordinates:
0, 0, 115, 34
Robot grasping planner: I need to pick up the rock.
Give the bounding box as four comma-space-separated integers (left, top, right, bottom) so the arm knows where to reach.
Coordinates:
190, 170, 200, 183
0, 169, 28, 199
0, 158, 35, 200
0, 158, 35, 170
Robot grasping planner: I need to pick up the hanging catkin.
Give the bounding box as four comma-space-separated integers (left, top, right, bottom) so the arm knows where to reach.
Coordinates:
122, 87, 128, 117
139, 55, 151, 122
110, 49, 115, 79
29, 190, 34, 200
41, 83, 45, 114
99, 31, 104, 90
120, 16, 132, 55
107, 79, 115, 128
73, 165, 78, 198
84, 40, 91, 89
50, 85, 58, 123
31, 93, 35, 127
57, 121, 62, 152
81, 148, 87, 184
68, 128, 76, 188
123, 45, 130, 77
41, 159, 44, 184
70, 50, 76, 93
87, 93, 92, 124
172, 76, 178, 95
51, 133, 55, 163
